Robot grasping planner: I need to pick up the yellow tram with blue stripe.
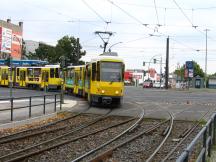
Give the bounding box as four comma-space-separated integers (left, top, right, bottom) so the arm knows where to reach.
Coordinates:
84, 55, 124, 105
65, 65, 85, 96
15, 65, 62, 90
0, 66, 9, 86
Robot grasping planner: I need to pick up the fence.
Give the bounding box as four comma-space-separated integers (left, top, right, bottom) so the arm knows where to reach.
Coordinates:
177, 113, 216, 162
0, 94, 62, 121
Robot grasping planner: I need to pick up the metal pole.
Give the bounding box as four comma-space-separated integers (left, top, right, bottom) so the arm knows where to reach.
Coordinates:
10, 98, 13, 121
204, 29, 209, 88
147, 54, 161, 80
9, 55, 13, 98
29, 97, 32, 118
108, 42, 122, 52
43, 95, 46, 114
160, 56, 162, 89
165, 37, 169, 89
54, 94, 57, 112
60, 94, 62, 110
202, 128, 207, 162
214, 114, 216, 145
77, 38, 80, 65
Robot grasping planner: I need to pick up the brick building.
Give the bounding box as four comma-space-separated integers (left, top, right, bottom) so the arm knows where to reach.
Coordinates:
0, 19, 23, 60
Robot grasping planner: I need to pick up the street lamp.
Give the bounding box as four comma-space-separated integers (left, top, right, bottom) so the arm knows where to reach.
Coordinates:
147, 54, 161, 80
108, 42, 123, 52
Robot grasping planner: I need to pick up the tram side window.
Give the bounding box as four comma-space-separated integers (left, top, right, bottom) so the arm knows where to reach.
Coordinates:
122, 64, 125, 80
97, 62, 100, 81
34, 68, 41, 77
92, 63, 96, 81
50, 68, 55, 78
55, 68, 59, 78
27, 69, 33, 77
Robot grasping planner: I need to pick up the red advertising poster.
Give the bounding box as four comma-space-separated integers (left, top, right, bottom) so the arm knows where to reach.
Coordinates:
0, 27, 2, 51
11, 31, 22, 59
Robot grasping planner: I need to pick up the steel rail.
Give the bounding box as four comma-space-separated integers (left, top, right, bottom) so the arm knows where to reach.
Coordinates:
3, 115, 135, 162
0, 107, 109, 162
161, 108, 212, 162
145, 111, 174, 162
71, 106, 145, 162
89, 118, 170, 162
0, 104, 90, 143
89, 102, 192, 162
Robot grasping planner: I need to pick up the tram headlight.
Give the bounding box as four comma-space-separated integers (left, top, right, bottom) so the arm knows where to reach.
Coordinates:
115, 91, 119, 94
101, 90, 105, 94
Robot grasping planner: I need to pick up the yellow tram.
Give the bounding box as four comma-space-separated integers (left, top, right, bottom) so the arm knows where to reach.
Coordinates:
65, 65, 85, 96
0, 53, 125, 106
15, 65, 62, 90
84, 55, 124, 105
0, 66, 9, 86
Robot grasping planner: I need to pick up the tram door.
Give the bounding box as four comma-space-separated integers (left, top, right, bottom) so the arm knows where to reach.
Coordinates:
20, 70, 26, 87
1, 69, 9, 86
42, 71, 49, 89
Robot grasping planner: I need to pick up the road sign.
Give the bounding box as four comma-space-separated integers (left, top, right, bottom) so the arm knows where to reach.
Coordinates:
186, 61, 193, 69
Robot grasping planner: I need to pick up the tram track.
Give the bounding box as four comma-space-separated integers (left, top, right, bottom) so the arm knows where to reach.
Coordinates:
143, 105, 212, 162
0, 102, 91, 144
159, 108, 213, 162
0, 96, 211, 162
3, 102, 145, 162
0, 108, 139, 162
85, 101, 203, 162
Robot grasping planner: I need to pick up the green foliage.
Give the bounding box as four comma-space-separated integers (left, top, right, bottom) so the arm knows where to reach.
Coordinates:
28, 43, 56, 63
208, 72, 216, 77
28, 35, 86, 66
55, 36, 86, 66
21, 39, 27, 59
174, 61, 205, 80
193, 61, 204, 77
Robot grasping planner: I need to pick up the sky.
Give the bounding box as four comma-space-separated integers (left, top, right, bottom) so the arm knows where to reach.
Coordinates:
1, 0, 216, 74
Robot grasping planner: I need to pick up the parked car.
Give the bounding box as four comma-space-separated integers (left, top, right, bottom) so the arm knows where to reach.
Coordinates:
143, 80, 153, 88
153, 82, 164, 88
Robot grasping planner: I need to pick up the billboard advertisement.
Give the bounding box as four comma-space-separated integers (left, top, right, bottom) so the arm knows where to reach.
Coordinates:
11, 31, 22, 59
0, 27, 12, 53
0, 27, 2, 51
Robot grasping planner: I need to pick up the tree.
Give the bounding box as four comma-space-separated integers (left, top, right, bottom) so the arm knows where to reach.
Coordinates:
28, 43, 56, 63
174, 61, 204, 80
28, 36, 86, 65
21, 39, 27, 59
55, 36, 86, 66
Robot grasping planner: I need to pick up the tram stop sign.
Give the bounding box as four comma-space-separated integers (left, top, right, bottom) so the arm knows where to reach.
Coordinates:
185, 61, 194, 78
186, 61, 193, 69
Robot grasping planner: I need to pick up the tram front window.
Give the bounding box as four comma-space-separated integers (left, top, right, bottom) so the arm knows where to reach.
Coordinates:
100, 62, 122, 82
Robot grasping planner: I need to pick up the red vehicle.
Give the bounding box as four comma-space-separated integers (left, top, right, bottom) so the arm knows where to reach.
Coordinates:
143, 80, 153, 88
124, 71, 133, 85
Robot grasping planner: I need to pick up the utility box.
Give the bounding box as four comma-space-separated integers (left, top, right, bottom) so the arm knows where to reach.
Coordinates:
208, 77, 216, 89
192, 76, 204, 88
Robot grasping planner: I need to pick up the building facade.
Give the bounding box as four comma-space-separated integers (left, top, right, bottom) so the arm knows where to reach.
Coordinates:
0, 19, 23, 60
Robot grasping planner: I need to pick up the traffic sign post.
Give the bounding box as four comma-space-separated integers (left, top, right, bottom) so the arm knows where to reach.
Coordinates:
185, 61, 194, 90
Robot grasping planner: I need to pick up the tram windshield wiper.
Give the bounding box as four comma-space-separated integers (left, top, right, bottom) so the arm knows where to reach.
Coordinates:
110, 79, 115, 84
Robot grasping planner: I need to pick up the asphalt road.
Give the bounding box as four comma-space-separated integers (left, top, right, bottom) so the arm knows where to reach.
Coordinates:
0, 86, 216, 123
0, 87, 79, 124
123, 86, 216, 121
